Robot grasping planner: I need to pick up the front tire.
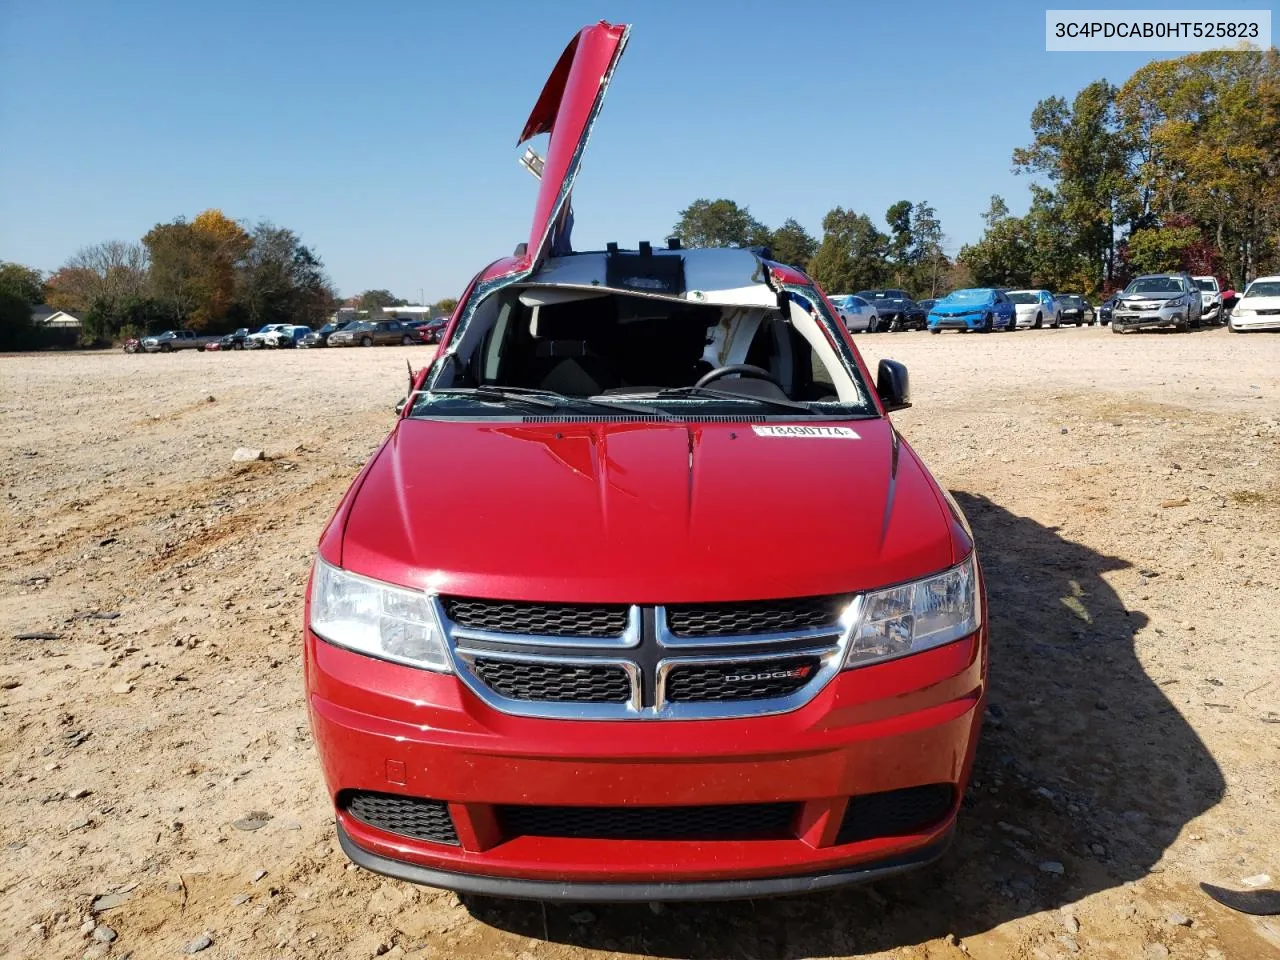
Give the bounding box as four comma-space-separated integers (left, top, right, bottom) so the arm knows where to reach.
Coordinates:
929, 327, 941, 335
361, 336, 373, 347
401, 335, 413, 345
980, 312, 994, 333
1034, 313, 1043, 329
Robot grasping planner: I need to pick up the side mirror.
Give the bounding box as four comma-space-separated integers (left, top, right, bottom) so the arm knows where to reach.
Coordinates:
876, 359, 911, 413
395, 398, 407, 416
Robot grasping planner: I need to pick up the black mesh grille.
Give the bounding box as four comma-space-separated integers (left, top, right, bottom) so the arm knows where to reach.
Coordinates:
835, 784, 955, 845
470, 657, 632, 703
340, 791, 458, 845
665, 656, 821, 702
497, 802, 798, 841
442, 597, 629, 638
665, 596, 847, 637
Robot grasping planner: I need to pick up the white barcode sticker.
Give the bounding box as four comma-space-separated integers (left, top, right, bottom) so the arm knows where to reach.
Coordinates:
751, 425, 860, 440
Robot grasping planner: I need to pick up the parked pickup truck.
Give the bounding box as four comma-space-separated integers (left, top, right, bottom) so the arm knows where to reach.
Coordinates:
141, 330, 219, 352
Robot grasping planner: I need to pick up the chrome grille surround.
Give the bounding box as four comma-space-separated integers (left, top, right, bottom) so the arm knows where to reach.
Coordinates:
440, 597, 858, 721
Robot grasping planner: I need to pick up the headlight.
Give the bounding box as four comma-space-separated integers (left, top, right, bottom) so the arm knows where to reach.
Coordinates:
1234, 307, 1254, 316
842, 554, 980, 670
309, 558, 451, 672
1163, 297, 1185, 308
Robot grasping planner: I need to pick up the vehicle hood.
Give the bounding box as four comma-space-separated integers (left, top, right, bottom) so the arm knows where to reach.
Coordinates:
1238, 294, 1280, 312
337, 419, 961, 604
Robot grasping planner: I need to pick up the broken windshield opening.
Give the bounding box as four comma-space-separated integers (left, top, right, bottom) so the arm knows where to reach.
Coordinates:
411, 285, 877, 419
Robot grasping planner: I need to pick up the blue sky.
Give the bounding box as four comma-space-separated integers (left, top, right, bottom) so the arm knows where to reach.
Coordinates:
0, 1, 1207, 301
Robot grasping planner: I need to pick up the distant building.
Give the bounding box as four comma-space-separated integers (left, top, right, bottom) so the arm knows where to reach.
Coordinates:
379, 305, 434, 320
31, 308, 83, 329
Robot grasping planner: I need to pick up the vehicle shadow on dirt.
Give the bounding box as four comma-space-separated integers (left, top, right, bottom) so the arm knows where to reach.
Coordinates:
461, 492, 1225, 957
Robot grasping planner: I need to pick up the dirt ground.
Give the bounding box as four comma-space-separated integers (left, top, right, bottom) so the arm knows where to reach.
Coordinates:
2, 326, 1278, 960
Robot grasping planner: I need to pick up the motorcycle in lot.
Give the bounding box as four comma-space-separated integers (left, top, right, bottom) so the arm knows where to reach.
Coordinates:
122, 338, 141, 354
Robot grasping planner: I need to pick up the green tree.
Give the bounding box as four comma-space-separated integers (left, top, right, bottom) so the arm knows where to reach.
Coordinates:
1014, 79, 1133, 290
766, 218, 817, 271
143, 221, 215, 326
0, 262, 45, 305
909, 202, 947, 297
671, 198, 770, 249
1126, 222, 1204, 274
1118, 49, 1280, 286
0, 290, 35, 350
357, 289, 407, 311
885, 200, 915, 284
807, 207, 890, 294
1025, 186, 1085, 292
959, 196, 1034, 288
982, 195, 1010, 228
238, 223, 334, 327
432, 297, 459, 316
82, 294, 164, 344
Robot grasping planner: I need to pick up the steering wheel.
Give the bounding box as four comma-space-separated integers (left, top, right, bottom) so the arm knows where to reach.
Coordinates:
694, 363, 783, 390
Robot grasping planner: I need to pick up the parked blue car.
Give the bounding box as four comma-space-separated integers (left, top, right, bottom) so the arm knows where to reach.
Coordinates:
927, 288, 1017, 333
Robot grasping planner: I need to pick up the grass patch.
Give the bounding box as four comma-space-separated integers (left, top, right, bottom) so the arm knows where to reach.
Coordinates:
1231, 490, 1272, 506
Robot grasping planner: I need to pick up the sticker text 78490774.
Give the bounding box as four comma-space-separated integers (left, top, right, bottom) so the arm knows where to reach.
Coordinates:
751, 425, 861, 440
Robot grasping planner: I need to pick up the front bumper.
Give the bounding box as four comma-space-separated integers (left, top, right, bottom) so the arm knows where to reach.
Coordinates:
1229, 313, 1280, 331
338, 820, 954, 901
1112, 309, 1181, 329
929, 315, 983, 331
305, 627, 984, 898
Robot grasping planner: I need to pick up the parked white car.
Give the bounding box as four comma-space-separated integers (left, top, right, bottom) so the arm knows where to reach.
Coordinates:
1228, 276, 1280, 332
1193, 276, 1223, 323
245, 323, 292, 348
827, 294, 882, 332
1004, 289, 1062, 328
264, 325, 312, 348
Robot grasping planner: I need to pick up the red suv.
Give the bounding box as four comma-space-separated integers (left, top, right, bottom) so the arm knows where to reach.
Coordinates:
304, 21, 986, 901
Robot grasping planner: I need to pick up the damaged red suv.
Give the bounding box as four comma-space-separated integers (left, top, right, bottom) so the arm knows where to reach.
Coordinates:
304, 21, 986, 901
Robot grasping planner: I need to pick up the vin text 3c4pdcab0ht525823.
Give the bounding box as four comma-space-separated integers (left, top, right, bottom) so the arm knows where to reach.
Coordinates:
303, 20, 988, 901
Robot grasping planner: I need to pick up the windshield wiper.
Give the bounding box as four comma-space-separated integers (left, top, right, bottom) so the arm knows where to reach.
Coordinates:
430, 385, 672, 418
430, 386, 560, 408
653, 385, 815, 412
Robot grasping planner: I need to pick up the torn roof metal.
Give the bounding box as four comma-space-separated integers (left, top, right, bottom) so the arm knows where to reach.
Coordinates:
522, 248, 779, 307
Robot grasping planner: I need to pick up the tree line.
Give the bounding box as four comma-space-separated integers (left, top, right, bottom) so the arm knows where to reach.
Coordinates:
0, 209, 338, 349
674, 47, 1279, 298
0, 209, 466, 350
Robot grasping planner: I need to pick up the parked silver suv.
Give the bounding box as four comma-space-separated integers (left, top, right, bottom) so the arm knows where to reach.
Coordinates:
1112, 273, 1203, 333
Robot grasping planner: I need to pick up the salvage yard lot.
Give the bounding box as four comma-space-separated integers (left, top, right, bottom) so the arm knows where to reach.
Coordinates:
2, 328, 1278, 960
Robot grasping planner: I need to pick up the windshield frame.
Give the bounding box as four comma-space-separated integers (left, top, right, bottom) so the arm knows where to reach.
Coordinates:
1124, 276, 1187, 296
1242, 280, 1280, 298
939, 288, 995, 306
411, 281, 881, 422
